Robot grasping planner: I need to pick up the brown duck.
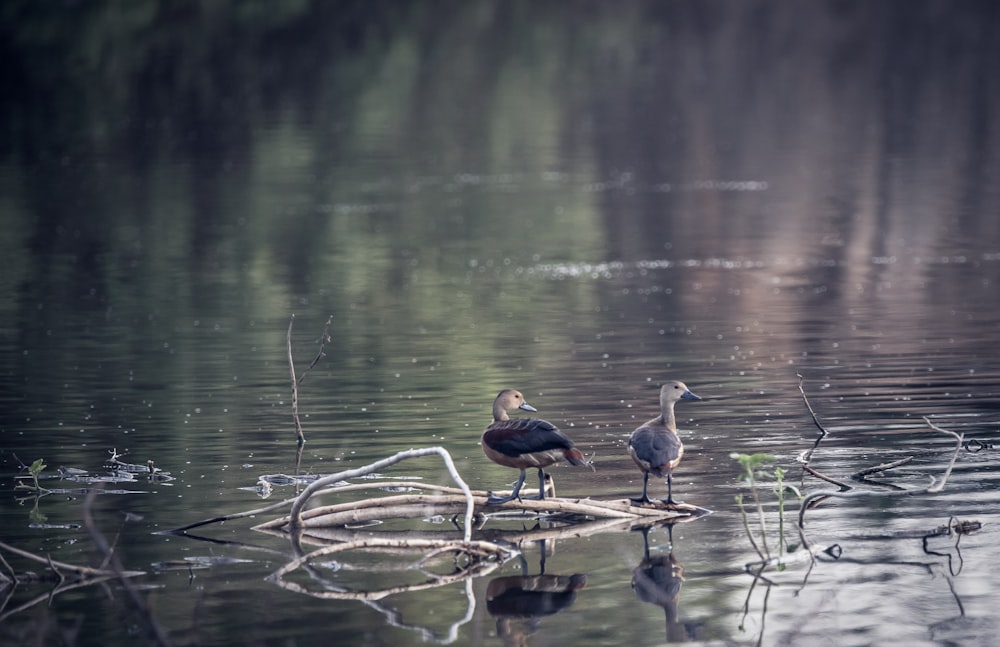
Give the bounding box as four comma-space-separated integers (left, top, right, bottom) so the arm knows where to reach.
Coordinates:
482, 389, 591, 504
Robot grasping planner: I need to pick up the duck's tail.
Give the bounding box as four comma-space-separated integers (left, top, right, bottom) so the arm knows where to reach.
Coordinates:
564, 447, 596, 471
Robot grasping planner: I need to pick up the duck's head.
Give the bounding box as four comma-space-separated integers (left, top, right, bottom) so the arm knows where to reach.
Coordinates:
660, 380, 701, 404
493, 389, 538, 419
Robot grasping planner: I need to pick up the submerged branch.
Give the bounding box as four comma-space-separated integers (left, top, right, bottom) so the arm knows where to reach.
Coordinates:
796, 419, 965, 551
0, 540, 145, 580
922, 417, 963, 493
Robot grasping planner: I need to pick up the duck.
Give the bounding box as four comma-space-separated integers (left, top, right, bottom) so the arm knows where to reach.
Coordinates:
628, 380, 701, 505
481, 389, 591, 504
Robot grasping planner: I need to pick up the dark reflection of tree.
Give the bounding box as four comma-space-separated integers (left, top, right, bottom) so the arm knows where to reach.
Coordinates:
485, 539, 587, 646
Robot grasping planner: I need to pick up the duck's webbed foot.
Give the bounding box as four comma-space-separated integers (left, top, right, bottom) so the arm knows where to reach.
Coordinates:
521, 470, 548, 500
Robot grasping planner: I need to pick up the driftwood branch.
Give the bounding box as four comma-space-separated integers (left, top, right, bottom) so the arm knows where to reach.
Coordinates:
259, 489, 703, 533
287, 447, 478, 542
270, 514, 698, 549
796, 418, 964, 551
0, 540, 145, 580
796, 375, 915, 492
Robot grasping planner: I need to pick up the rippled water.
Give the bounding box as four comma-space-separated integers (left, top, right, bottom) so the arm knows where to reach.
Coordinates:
3, 2, 1000, 646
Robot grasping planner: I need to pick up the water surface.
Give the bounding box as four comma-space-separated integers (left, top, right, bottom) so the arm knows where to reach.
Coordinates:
2, 2, 999, 645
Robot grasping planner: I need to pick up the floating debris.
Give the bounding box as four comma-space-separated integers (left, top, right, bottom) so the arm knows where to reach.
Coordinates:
258, 474, 327, 486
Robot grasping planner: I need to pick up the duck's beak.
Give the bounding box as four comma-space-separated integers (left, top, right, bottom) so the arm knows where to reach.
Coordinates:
682, 390, 701, 401
519, 401, 538, 412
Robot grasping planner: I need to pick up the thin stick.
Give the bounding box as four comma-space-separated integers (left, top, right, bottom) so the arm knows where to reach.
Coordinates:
161, 495, 305, 534
287, 315, 305, 444
298, 316, 333, 385
796, 373, 832, 474
852, 456, 914, 478
801, 464, 852, 490
796, 374, 828, 437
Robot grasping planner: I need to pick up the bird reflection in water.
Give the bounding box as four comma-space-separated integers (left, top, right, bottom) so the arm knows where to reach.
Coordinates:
631, 524, 702, 642
486, 539, 587, 645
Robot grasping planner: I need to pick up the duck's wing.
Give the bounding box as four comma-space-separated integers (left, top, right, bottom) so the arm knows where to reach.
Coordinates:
484, 418, 575, 457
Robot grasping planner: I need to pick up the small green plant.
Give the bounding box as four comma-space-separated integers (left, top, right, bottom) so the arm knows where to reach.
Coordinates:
28, 458, 47, 489
15, 458, 49, 493
14, 458, 50, 524
732, 453, 802, 564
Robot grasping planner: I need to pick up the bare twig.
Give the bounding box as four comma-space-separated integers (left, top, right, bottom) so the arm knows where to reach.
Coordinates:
796, 374, 830, 469
796, 374, 828, 437
297, 316, 333, 385
287, 315, 306, 444
801, 464, 852, 490
160, 495, 306, 534
851, 456, 914, 479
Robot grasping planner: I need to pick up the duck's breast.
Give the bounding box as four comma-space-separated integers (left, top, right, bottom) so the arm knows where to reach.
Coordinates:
628, 424, 683, 475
